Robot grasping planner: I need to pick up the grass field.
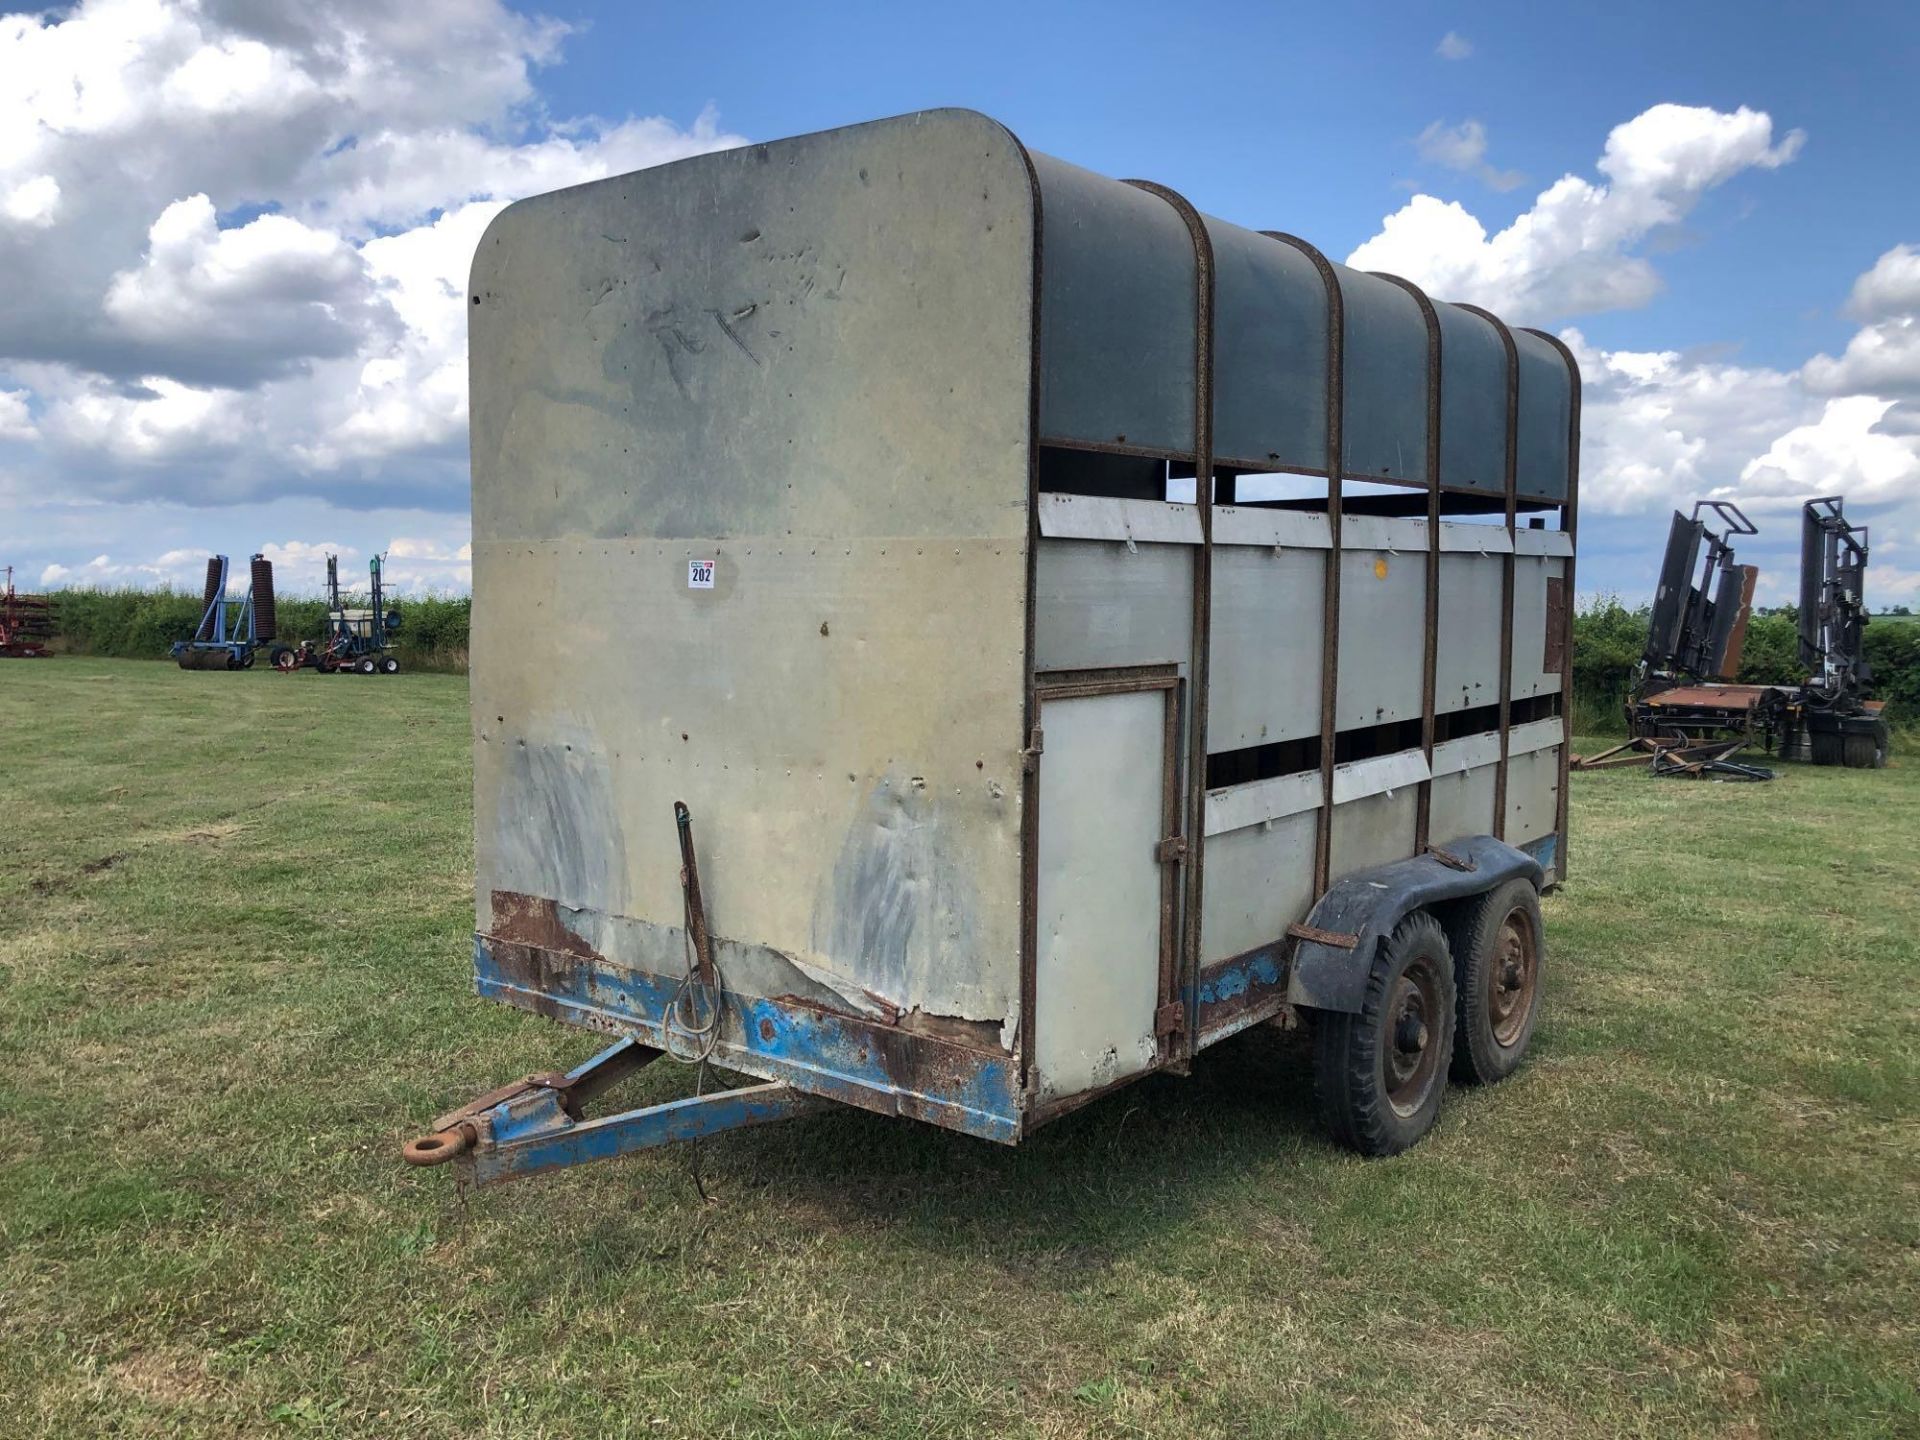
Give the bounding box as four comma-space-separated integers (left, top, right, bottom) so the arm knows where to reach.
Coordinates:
2, 659, 1915, 1439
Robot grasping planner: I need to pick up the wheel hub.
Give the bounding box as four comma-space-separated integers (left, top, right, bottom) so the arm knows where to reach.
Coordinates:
1486, 909, 1538, 1048
1383, 959, 1443, 1117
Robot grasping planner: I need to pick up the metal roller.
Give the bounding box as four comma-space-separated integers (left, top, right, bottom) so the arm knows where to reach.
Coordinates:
195, 558, 224, 641
250, 556, 277, 641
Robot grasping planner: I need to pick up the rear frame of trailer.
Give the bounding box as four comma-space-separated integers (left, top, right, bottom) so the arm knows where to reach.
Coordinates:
407, 110, 1579, 1184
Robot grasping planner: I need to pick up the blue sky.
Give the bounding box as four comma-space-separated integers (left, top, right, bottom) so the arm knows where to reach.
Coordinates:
2, 0, 1917, 608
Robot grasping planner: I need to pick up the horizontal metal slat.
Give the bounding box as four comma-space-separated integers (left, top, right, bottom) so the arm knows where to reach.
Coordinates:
1036, 492, 1203, 544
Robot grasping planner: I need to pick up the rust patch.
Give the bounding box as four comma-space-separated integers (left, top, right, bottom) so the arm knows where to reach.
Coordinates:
489, 890, 605, 961
1286, 921, 1359, 950
891, 1006, 1005, 1049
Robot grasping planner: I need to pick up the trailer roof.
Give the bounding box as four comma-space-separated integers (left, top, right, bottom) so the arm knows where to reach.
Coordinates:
1026, 141, 1576, 503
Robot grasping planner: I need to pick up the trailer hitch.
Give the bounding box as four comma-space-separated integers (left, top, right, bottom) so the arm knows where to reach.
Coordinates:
401, 1035, 821, 1186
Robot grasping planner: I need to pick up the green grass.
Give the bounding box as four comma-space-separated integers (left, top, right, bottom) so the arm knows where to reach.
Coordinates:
2, 659, 1915, 1438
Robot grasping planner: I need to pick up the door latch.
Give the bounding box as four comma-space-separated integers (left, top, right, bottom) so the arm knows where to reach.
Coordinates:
1021, 726, 1044, 773
1154, 835, 1187, 864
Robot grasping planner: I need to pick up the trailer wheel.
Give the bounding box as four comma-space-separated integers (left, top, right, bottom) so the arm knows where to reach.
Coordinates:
380, 656, 400, 674
1445, 878, 1543, 1085
1313, 910, 1456, 1156
1842, 731, 1885, 769
269, 646, 295, 671
357, 657, 378, 675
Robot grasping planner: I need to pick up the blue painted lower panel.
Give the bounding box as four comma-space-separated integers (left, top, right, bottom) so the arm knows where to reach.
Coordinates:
1193, 946, 1290, 1046
1522, 831, 1559, 880
475, 936, 1023, 1143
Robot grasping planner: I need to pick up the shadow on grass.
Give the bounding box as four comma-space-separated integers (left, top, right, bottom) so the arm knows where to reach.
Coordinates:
542, 1023, 1333, 1277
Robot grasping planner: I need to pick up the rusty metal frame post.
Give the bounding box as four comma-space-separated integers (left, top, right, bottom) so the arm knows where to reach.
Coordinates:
1125, 179, 1213, 1068
1372, 273, 1443, 852
1263, 233, 1343, 897
1461, 305, 1518, 841
1013, 144, 1046, 1106
1524, 328, 1582, 881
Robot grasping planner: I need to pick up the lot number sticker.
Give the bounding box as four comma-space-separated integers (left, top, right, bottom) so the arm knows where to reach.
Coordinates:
688, 558, 715, 589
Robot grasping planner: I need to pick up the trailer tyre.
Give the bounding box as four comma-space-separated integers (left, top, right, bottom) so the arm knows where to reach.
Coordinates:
1445, 878, 1543, 1086
357, 657, 377, 675
1313, 910, 1456, 1157
1842, 730, 1886, 769
380, 656, 400, 674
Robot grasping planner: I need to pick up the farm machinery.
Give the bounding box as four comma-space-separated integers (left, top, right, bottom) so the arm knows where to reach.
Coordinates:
1620, 500, 1784, 750
273, 553, 403, 674
1, 567, 57, 657
1586, 495, 1888, 770
170, 555, 276, 670
1795, 497, 1889, 767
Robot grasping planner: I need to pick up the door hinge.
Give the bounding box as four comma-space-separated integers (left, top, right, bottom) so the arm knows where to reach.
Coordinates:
1021, 726, 1044, 773
1155, 1000, 1185, 1036
1154, 835, 1187, 864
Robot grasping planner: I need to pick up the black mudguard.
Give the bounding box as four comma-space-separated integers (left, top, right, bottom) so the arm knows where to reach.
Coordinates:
1287, 835, 1543, 1014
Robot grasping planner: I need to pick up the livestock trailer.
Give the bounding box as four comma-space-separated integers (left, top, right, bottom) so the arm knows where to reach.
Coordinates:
405, 110, 1579, 1184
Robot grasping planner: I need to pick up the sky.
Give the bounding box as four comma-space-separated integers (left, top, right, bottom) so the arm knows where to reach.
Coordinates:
1, 0, 1918, 606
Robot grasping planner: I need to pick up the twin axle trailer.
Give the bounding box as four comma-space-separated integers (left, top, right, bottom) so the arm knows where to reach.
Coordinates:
406, 111, 1578, 1184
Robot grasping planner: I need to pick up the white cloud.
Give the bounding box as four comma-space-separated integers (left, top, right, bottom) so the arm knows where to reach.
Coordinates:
102, 194, 392, 385
41, 373, 256, 469
38, 550, 206, 589
294, 198, 506, 468
260, 539, 356, 570
1414, 119, 1523, 192
1567, 331, 1801, 515
1566, 252, 1920, 523
1802, 316, 1920, 400
1736, 396, 1920, 505
1846, 244, 1920, 320
1351, 103, 1805, 323
0, 387, 35, 440
300, 107, 743, 234
4, 173, 59, 226
383, 533, 473, 593
0, 0, 744, 512
1437, 31, 1472, 60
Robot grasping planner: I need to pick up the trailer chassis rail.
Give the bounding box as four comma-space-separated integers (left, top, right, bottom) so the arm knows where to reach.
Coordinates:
402, 1035, 821, 1186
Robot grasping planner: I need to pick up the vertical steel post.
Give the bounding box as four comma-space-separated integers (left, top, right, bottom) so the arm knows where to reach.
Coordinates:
1373, 273, 1443, 852
1125, 180, 1213, 1068
1523, 329, 1582, 880
1261, 233, 1343, 897
1013, 143, 1046, 1103
1461, 307, 1518, 840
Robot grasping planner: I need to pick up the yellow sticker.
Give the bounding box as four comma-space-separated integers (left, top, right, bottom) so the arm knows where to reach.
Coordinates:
1373, 556, 1389, 580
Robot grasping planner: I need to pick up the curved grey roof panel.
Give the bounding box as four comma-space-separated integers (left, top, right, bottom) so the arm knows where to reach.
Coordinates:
1513, 328, 1574, 502
1434, 302, 1510, 494
1203, 214, 1329, 473
1032, 153, 1196, 457
1335, 264, 1430, 485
